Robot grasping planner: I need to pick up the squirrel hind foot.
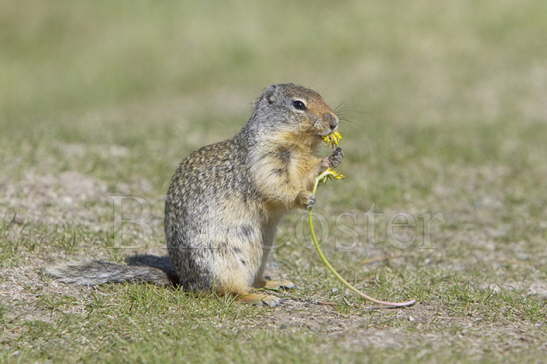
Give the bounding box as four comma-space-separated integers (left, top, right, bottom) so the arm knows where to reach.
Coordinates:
255, 279, 296, 290
215, 280, 284, 307
238, 293, 283, 307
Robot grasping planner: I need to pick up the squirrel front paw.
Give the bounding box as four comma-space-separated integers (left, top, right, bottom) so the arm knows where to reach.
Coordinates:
321, 147, 344, 170
296, 191, 316, 209
328, 147, 344, 168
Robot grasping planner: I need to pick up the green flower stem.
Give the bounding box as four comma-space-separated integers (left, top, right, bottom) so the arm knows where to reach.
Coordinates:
308, 170, 416, 308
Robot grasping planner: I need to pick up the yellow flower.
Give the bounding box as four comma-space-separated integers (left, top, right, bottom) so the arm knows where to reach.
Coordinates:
322, 131, 343, 147
319, 168, 345, 183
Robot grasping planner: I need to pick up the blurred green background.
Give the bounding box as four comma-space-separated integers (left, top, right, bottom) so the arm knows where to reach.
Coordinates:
3, 0, 545, 124
1, 1, 546, 362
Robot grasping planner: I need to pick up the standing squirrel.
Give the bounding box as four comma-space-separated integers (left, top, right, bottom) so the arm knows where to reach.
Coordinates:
45, 83, 343, 306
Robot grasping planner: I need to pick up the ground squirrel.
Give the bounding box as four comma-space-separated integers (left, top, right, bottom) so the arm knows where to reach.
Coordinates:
46, 83, 343, 306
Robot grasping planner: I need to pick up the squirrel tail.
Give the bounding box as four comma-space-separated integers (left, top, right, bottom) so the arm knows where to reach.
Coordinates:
44, 259, 175, 286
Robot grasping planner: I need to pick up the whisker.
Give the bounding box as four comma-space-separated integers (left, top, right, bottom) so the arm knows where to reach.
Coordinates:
334, 102, 345, 113
334, 102, 375, 127
339, 116, 356, 124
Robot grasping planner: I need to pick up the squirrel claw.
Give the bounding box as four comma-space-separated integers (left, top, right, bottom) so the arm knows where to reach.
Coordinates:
239, 293, 283, 307
262, 295, 284, 307
260, 279, 296, 290
305, 195, 316, 209
296, 191, 316, 209
303, 195, 316, 209
328, 147, 344, 169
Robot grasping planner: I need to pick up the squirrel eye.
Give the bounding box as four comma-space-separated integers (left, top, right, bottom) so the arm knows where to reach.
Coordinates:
292, 100, 307, 111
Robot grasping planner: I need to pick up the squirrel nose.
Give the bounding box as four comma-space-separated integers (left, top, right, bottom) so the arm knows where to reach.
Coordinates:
323, 112, 339, 130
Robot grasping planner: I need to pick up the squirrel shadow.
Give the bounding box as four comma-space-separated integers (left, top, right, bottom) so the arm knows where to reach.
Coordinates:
125, 254, 180, 286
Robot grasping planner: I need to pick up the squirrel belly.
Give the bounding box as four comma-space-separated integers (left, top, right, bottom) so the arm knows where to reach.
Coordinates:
45, 83, 343, 306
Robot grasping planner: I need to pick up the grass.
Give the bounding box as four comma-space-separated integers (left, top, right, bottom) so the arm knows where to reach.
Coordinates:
1, 0, 546, 363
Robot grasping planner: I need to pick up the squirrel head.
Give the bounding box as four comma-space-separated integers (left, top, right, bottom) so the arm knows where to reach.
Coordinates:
247, 83, 339, 144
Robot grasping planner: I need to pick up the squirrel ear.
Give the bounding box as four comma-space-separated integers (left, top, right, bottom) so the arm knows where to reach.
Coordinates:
263, 85, 279, 105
